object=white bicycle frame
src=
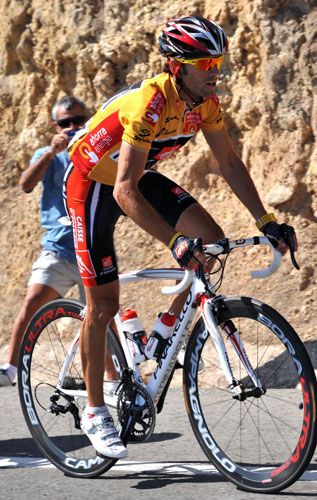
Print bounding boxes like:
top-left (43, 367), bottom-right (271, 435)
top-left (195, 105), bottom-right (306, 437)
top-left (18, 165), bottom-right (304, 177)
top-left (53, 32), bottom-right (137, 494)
top-left (57, 237), bottom-right (281, 407)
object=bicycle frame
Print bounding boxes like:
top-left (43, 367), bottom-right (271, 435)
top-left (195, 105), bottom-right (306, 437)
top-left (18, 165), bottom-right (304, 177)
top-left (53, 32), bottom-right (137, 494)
top-left (115, 268), bottom-right (201, 406)
top-left (57, 237), bottom-right (279, 407)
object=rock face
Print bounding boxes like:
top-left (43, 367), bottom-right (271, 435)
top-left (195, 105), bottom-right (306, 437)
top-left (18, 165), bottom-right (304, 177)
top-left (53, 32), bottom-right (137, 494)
top-left (0, 0), bottom-right (316, 342)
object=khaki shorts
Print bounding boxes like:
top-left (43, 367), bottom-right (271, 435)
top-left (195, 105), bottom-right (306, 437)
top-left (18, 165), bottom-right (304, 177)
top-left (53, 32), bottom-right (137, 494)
top-left (28, 250), bottom-right (85, 302)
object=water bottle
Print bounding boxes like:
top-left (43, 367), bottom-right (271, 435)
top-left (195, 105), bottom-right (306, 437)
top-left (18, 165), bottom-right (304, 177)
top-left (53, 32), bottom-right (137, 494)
top-left (145, 312), bottom-right (177, 360)
top-left (121, 309), bottom-right (147, 364)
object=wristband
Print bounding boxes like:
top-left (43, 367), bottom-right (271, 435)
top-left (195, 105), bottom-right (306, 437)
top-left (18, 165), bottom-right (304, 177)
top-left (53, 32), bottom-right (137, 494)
top-left (168, 232), bottom-right (182, 250)
top-left (255, 213), bottom-right (277, 230)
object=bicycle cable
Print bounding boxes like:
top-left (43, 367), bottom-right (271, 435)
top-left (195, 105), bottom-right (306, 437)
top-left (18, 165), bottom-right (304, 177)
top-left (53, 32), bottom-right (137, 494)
top-left (205, 250), bottom-right (231, 292)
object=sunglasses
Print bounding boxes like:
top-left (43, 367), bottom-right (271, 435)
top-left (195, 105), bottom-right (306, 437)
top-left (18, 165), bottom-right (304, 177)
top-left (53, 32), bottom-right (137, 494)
top-left (56, 116), bottom-right (86, 128)
top-left (176, 55), bottom-right (224, 72)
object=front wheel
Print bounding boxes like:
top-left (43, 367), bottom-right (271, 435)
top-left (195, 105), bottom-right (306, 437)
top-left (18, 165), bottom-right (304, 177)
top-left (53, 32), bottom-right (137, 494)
top-left (18, 299), bottom-right (128, 477)
top-left (183, 296), bottom-right (317, 493)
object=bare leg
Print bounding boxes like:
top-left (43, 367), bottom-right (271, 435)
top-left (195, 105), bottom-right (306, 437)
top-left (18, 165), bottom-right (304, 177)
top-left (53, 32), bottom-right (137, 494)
top-left (81, 281), bottom-right (119, 407)
top-left (169, 203), bottom-right (224, 316)
top-left (8, 284), bottom-right (60, 367)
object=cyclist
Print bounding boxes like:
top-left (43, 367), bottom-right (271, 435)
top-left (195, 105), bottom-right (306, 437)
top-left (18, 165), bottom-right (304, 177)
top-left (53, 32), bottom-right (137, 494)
top-left (64, 15), bottom-right (297, 459)
top-left (0, 96), bottom-right (87, 387)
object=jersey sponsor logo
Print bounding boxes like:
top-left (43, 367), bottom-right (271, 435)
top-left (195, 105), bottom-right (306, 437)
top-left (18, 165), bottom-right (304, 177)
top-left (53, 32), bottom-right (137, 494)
top-left (86, 122), bottom-right (113, 154)
top-left (89, 127), bottom-right (108, 147)
top-left (75, 216), bottom-right (84, 244)
top-left (153, 145), bottom-right (182, 161)
top-left (143, 90), bottom-right (166, 125)
top-left (144, 110), bottom-right (159, 124)
top-left (172, 186), bottom-right (186, 196)
top-left (157, 127), bottom-right (177, 136)
top-left (102, 256), bottom-right (113, 269)
top-left (164, 115), bottom-right (178, 123)
top-left (133, 135), bottom-right (152, 144)
top-left (69, 208), bottom-right (85, 248)
top-left (132, 121), bottom-right (152, 139)
top-left (137, 127), bottom-right (151, 137)
top-left (76, 250), bottom-right (96, 279)
top-left (171, 186), bottom-right (191, 202)
top-left (101, 255), bottom-right (116, 275)
top-left (71, 111), bottom-right (123, 172)
top-left (183, 112), bottom-right (202, 133)
top-left (78, 142), bottom-right (99, 164)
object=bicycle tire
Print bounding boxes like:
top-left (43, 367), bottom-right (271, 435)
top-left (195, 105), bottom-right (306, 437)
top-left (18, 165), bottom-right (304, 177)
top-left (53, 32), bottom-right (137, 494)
top-left (18, 298), bottom-right (128, 478)
top-left (183, 296), bottom-right (317, 493)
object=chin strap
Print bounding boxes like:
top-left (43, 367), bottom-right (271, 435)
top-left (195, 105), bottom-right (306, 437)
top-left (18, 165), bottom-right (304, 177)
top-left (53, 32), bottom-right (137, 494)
top-left (177, 81), bottom-right (205, 109)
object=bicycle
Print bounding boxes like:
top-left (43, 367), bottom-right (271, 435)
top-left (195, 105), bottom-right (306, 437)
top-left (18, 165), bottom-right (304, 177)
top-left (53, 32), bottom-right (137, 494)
top-left (18, 236), bottom-right (317, 493)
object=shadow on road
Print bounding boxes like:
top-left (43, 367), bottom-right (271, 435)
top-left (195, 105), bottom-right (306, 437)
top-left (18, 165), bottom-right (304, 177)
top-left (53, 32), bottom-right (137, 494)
top-left (0, 436), bottom-right (44, 457)
top-left (97, 462), bottom-right (229, 487)
top-left (0, 431), bottom-right (182, 458)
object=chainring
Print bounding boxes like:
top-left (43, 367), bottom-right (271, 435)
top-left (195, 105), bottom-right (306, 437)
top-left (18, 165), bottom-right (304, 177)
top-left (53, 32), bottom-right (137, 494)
top-left (117, 381), bottom-right (156, 442)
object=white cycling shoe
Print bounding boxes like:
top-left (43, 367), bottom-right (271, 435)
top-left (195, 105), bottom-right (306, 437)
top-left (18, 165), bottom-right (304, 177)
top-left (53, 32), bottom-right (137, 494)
top-left (81, 408), bottom-right (127, 459)
top-left (0, 366), bottom-right (16, 387)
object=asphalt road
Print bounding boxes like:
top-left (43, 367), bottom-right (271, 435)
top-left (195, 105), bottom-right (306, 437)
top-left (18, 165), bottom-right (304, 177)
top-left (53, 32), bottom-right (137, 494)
top-left (1, 386), bottom-right (317, 500)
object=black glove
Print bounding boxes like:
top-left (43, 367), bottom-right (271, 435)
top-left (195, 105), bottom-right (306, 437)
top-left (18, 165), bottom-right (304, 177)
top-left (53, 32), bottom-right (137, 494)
top-left (170, 235), bottom-right (203, 268)
top-left (262, 222), bottom-right (294, 246)
top-left (262, 222), bottom-right (299, 269)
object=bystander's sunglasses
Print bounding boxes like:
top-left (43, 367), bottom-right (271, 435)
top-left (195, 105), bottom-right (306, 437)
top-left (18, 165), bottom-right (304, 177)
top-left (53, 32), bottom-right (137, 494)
top-left (56, 116), bottom-right (86, 128)
top-left (176, 55), bottom-right (224, 72)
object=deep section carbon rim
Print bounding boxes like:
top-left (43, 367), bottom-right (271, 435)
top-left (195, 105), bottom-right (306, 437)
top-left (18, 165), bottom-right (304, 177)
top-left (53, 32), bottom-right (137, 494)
top-left (18, 299), bottom-right (127, 477)
top-left (184, 296), bottom-right (317, 492)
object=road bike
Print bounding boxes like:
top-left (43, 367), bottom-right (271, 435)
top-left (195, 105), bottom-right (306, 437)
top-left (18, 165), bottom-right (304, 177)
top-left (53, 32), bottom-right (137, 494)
top-left (18, 236), bottom-right (317, 493)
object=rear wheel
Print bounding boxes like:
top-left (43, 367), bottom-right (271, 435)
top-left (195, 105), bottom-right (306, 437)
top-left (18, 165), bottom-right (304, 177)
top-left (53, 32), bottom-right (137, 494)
top-left (183, 296), bottom-right (317, 493)
top-left (18, 299), bottom-right (127, 477)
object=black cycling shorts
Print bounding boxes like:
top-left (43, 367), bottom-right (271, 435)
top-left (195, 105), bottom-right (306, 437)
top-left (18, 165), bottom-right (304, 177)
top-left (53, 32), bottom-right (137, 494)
top-left (64, 167), bottom-right (197, 286)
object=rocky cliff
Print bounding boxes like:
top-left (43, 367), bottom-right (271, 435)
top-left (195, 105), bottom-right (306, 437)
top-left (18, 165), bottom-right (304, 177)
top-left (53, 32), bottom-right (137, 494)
top-left (0, 0), bottom-right (316, 343)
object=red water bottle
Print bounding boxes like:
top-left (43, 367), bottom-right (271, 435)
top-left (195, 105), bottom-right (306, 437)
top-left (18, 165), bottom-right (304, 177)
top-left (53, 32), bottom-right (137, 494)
top-left (145, 312), bottom-right (177, 360)
top-left (121, 309), bottom-right (147, 364)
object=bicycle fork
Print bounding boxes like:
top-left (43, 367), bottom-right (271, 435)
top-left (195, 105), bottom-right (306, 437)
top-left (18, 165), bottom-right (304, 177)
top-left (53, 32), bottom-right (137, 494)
top-left (201, 296), bottom-right (264, 399)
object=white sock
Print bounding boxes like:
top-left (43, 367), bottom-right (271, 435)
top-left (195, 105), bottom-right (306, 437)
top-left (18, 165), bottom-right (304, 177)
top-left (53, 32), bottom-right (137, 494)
top-left (86, 405), bottom-right (108, 416)
top-left (1, 363), bottom-right (17, 381)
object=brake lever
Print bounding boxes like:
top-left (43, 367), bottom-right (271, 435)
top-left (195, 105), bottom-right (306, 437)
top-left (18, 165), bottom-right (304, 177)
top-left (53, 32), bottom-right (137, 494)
top-left (290, 248), bottom-right (300, 270)
top-left (280, 224), bottom-right (300, 270)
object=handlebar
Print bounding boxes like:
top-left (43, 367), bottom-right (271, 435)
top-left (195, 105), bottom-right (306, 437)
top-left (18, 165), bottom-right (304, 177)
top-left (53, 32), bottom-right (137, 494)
top-left (161, 270), bottom-right (194, 295)
top-left (162, 236), bottom-right (282, 295)
top-left (249, 241), bottom-right (282, 278)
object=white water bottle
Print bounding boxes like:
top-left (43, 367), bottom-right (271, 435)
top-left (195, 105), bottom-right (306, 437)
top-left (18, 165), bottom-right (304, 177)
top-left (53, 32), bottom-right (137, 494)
top-left (145, 312), bottom-right (177, 360)
top-left (121, 309), bottom-right (147, 364)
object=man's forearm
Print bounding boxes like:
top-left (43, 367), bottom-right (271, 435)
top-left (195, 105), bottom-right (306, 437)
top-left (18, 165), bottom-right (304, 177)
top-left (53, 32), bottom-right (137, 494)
top-left (220, 157), bottom-right (267, 220)
top-left (19, 149), bottom-right (55, 192)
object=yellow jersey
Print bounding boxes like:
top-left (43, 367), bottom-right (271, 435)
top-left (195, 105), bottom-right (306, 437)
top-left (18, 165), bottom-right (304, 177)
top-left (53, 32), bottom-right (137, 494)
top-left (68, 72), bottom-right (224, 186)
